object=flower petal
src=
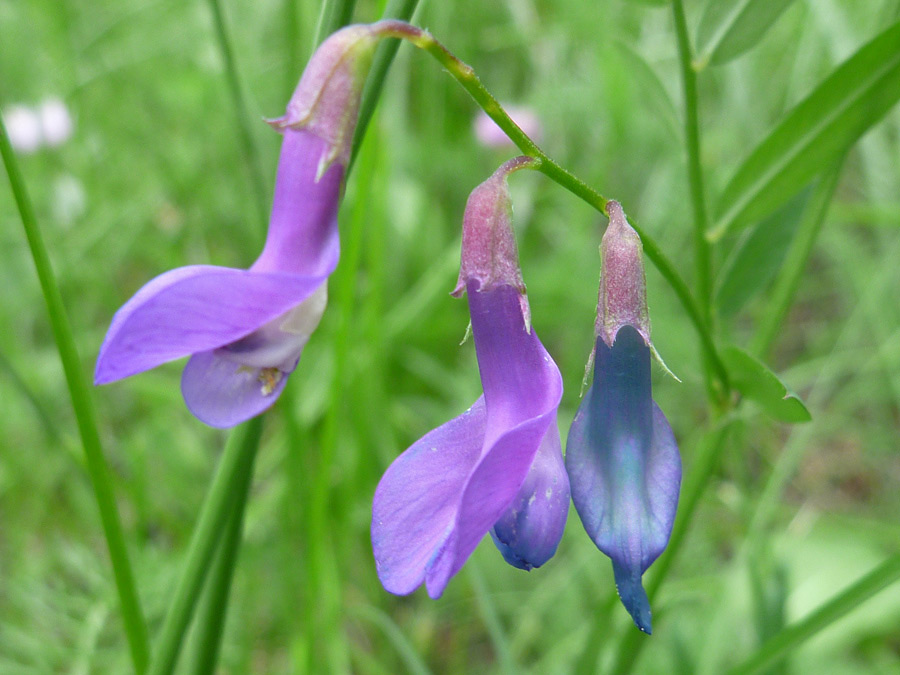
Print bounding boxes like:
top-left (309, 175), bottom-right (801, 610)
top-left (424, 285), bottom-right (564, 596)
top-left (371, 397), bottom-right (486, 596)
top-left (251, 129), bottom-right (342, 276)
top-left (180, 349), bottom-right (291, 428)
top-left (566, 325), bottom-right (681, 633)
top-left (491, 422), bottom-right (570, 570)
top-left (95, 267), bottom-right (326, 384)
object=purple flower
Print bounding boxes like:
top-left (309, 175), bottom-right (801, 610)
top-left (94, 25), bottom-right (385, 427)
top-left (371, 158), bottom-right (569, 597)
top-left (565, 201), bottom-right (681, 634)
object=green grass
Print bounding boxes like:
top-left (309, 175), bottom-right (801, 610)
top-left (3, 0), bottom-right (900, 672)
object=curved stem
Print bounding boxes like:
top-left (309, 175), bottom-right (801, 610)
top-left (372, 21), bottom-right (729, 393)
top-left (350, 0), bottom-right (422, 170)
top-left (1, 113), bottom-right (150, 674)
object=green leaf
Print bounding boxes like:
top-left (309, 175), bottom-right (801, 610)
top-left (710, 20), bottom-right (900, 240)
top-left (722, 346), bottom-right (810, 423)
top-left (612, 38), bottom-right (681, 143)
top-left (715, 186), bottom-right (810, 317)
top-left (696, 0), bottom-right (797, 66)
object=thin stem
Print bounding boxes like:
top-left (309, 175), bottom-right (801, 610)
top-left (1, 113), bottom-right (150, 674)
top-left (148, 417), bottom-right (264, 675)
top-left (206, 0), bottom-right (270, 233)
top-left (372, 21), bottom-right (729, 393)
top-left (672, 0), bottom-right (712, 314)
top-left (608, 422), bottom-right (734, 674)
top-left (728, 554), bottom-right (900, 675)
top-left (349, 0), bottom-right (421, 169)
top-left (190, 425), bottom-right (259, 675)
top-left (671, 0), bottom-right (722, 407)
top-left (751, 162), bottom-right (843, 358)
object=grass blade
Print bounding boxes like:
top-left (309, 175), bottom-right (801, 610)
top-left (148, 417), bottom-right (264, 675)
top-left (710, 20), bottom-right (900, 240)
top-left (728, 554), bottom-right (900, 675)
top-left (696, 0), bottom-right (797, 67)
top-left (189, 422), bottom-right (259, 675)
top-left (1, 109), bottom-right (150, 674)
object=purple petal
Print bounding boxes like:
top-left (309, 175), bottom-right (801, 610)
top-left (180, 349), bottom-right (291, 428)
top-left (566, 325), bottom-right (681, 633)
top-left (424, 285), bottom-right (564, 595)
top-left (491, 422), bottom-right (570, 570)
top-left (95, 267), bottom-right (325, 384)
top-left (251, 129), bottom-right (342, 276)
top-left (371, 398), bottom-right (487, 596)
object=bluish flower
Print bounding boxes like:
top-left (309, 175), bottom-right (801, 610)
top-left (566, 201), bottom-right (681, 633)
top-left (371, 158), bottom-right (569, 597)
top-left (94, 25), bottom-right (384, 427)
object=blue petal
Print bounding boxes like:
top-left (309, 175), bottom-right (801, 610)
top-left (566, 325), bottom-right (681, 632)
top-left (491, 422), bottom-right (569, 571)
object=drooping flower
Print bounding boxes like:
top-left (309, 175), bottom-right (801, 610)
top-left (94, 25), bottom-right (385, 428)
top-left (371, 157), bottom-right (569, 597)
top-left (565, 201), bottom-right (681, 634)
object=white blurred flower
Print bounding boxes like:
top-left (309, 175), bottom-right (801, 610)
top-left (39, 98), bottom-right (73, 147)
top-left (3, 104), bottom-right (42, 154)
top-left (474, 105), bottom-right (542, 149)
top-left (2, 98), bottom-right (74, 154)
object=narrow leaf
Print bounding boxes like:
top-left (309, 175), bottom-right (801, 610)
top-left (721, 346), bottom-right (810, 423)
top-left (696, 0), bottom-right (797, 66)
top-left (710, 20), bottom-right (900, 240)
top-left (613, 38), bottom-right (681, 143)
top-left (715, 186), bottom-right (810, 317)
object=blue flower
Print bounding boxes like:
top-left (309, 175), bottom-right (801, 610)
top-left (565, 201), bottom-right (681, 633)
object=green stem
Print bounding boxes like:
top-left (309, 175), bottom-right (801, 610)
top-left (728, 554), bottom-right (900, 675)
top-left (374, 21), bottom-right (729, 393)
top-left (750, 162), bottom-right (843, 358)
top-left (148, 417), bottom-right (264, 675)
top-left (672, 0), bottom-right (712, 315)
top-left (349, 0), bottom-right (421, 169)
top-left (671, 0), bottom-right (722, 406)
top-left (608, 423), bottom-right (733, 674)
top-left (190, 424), bottom-right (259, 675)
top-left (1, 112), bottom-right (150, 674)
top-left (206, 0), bottom-right (270, 233)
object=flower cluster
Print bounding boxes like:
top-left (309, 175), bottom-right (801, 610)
top-left (95, 21), bottom-right (682, 632)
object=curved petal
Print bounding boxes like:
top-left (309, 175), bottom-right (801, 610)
top-left (371, 398), bottom-right (486, 595)
top-left (566, 325), bottom-right (681, 633)
top-left (491, 423), bottom-right (570, 571)
top-left (424, 285), bottom-right (564, 597)
top-left (180, 349), bottom-right (291, 428)
top-left (251, 129), bottom-right (342, 276)
top-left (95, 266), bottom-right (326, 384)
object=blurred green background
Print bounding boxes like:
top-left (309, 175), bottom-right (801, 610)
top-left (2, 0), bottom-right (899, 672)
